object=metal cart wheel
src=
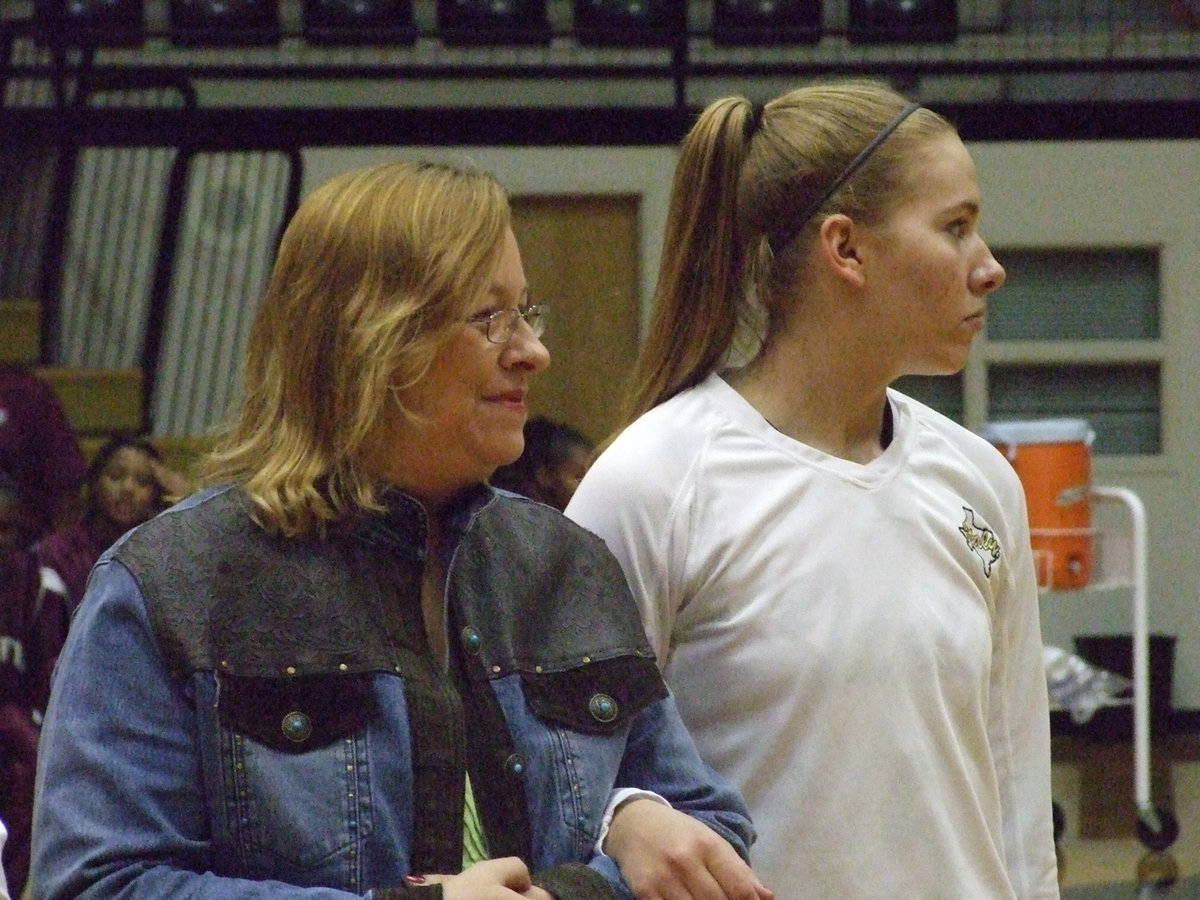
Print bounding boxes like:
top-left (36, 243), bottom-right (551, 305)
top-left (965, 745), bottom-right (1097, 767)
top-left (1136, 806), bottom-right (1180, 852)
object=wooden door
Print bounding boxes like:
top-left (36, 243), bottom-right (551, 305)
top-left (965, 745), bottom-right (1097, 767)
top-left (510, 194), bottom-right (641, 446)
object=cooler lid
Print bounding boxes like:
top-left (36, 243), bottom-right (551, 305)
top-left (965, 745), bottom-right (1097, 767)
top-left (978, 417), bottom-right (1095, 446)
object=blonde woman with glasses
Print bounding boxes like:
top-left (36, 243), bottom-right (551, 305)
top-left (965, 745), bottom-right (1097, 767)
top-left (32, 160), bottom-right (772, 900)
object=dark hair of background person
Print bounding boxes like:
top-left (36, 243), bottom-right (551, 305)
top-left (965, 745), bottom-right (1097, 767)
top-left (491, 416), bottom-right (594, 511)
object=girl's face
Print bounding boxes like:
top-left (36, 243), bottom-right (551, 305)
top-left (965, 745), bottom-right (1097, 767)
top-left (860, 131), bottom-right (1007, 378)
top-left (535, 445), bottom-right (593, 512)
top-left (94, 447), bottom-right (160, 529)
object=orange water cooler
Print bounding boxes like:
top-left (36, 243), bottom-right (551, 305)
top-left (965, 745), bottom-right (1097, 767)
top-left (978, 423), bottom-right (1178, 859)
top-left (979, 418), bottom-right (1096, 590)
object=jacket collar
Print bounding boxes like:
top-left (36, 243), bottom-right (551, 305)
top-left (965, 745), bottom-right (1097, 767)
top-left (352, 483), bottom-right (495, 566)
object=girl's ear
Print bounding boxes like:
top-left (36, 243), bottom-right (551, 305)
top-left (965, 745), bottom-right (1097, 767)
top-left (817, 214), bottom-right (866, 288)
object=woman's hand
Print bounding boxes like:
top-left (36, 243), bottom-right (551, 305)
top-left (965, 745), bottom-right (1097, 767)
top-left (411, 857), bottom-right (554, 899)
top-left (150, 459), bottom-right (191, 502)
top-left (605, 799), bottom-right (774, 900)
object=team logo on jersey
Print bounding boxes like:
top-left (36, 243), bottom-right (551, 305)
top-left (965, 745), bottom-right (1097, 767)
top-left (959, 507), bottom-right (1000, 577)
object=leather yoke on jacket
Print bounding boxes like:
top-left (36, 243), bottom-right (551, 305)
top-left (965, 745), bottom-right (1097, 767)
top-left (114, 485), bottom-right (660, 685)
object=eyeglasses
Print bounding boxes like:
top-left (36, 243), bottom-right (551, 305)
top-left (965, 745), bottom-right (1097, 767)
top-left (466, 304), bottom-right (547, 344)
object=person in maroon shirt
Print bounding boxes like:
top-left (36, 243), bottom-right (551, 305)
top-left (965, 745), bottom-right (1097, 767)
top-left (0, 364), bottom-right (87, 549)
top-left (36, 435), bottom-right (185, 612)
top-left (0, 471), bottom-right (69, 898)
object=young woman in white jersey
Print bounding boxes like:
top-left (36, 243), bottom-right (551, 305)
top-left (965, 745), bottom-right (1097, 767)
top-left (566, 80), bottom-right (1060, 899)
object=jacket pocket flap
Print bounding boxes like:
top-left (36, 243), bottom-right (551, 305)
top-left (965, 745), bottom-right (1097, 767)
top-left (218, 673), bottom-right (378, 753)
top-left (521, 655), bottom-right (667, 736)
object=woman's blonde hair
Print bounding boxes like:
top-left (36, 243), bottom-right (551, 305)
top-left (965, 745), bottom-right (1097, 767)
top-left (201, 160), bottom-right (511, 536)
top-left (623, 79), bottom-right (956, 424)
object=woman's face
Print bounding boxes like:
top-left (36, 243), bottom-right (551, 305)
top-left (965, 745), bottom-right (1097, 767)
top-left (372, 227), bottom-right (551, 506)
top-left (860, 131), bottom-right (1006, 377)
top-left (94, 447), bottom-right (160, 529)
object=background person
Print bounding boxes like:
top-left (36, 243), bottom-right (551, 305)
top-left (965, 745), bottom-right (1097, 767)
top-left (491, 416), bottom-right (594, 512)
top-left (36, 434), bottom-right (185, 611)
top-left (31, 160), bottom-right (771, 900)
top-left (0, 364), bottom-right (87, 550)
top-left (567, 80), bottom-right (1058, 898)
top-left (0, 471), bottom-right (69, 900)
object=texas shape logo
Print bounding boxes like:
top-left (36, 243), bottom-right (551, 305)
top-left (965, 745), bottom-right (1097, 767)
top-left (959, 507), bottom-right (1001, 577)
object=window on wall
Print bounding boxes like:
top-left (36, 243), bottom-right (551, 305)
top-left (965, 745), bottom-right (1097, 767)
top-left (894, 373), bottom-right (964, 425)
top-left (894, 247), bottom-right (1162, 456)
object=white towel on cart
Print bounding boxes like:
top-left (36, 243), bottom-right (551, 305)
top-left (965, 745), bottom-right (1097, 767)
top-left (1045, 645), bottom-right (1133, 723)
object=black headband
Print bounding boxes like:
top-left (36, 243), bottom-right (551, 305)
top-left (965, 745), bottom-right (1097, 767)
top-left (766, 102), bottom-right (921, 254)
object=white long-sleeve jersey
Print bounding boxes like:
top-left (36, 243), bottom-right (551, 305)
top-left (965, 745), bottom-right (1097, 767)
top-left (567, 373), bottom-right (1059, 899)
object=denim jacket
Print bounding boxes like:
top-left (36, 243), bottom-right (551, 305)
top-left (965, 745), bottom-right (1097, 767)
top-left (32, 485), bottom-right (755, 899)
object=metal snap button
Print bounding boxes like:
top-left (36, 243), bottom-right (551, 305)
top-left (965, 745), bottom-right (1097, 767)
top-left (461, 626), bottom-right (482, 655)
top-left (588, 693), bottom-right (618, 723)
top-left (281, 710), bottom-right (313, 743)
